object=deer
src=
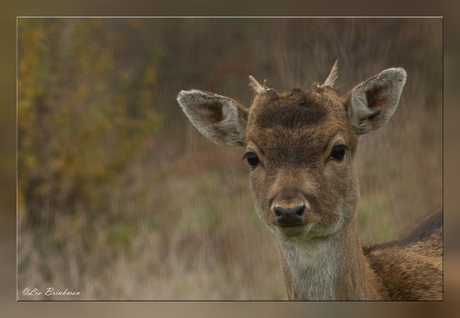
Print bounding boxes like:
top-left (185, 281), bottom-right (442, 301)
top-left (176, 60), bottom-right (443, 300)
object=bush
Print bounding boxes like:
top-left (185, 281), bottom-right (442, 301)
top-left (18, 18), bottom-right (162, 228)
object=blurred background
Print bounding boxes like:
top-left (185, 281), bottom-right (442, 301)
top-left (16, 17), bottom-right (442, 301)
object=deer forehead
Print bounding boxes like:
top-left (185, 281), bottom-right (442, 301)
top-left (246, 88), bottom-right (356, 160)
top-left (248, 88), bottom-right (346, 129)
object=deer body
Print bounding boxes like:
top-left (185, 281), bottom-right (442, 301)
top-left (177, 61), bottom-right (443, 300)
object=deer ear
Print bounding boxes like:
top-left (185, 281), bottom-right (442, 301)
top-left (348, 68), bottom-right (407, 135)
top-left (177, 90), bottom-right (248, 147)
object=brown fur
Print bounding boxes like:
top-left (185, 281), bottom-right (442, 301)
top-left (363, 213), bottom-right (443, 300)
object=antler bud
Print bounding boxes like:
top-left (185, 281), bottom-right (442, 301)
top-left (321, 60), bottom-right (339, 88)
top-left (249, 75), bottom-right (267, 94)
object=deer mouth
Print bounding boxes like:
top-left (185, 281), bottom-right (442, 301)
top-left (275, 222), bottom-right (315, 238)
top-left (278, 223), bottom-right (304, 228)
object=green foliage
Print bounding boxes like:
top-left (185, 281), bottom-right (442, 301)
top-left (18, 19), bottom-right (162, 227)
top-left (104, 222), bottom-right (134, 256)
top-left (357, 194), bottom-right (391, 241)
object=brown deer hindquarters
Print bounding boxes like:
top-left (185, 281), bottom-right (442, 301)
top-left (177, 61), bottom-right (442, 301)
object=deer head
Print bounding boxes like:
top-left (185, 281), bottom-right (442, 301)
top-left (177, 61), bottom-right (406, 242)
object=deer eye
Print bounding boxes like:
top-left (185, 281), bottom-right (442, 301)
top-left (243, 152), bottom-right (260, 167)
top-left (330, 145), bottom-right (348, 161)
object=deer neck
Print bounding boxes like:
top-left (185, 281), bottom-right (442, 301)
top-left (276, 216), bottom-right (382, 300)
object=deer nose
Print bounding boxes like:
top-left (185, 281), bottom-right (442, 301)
top-left (273, 203), bottom-right (305, 227)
